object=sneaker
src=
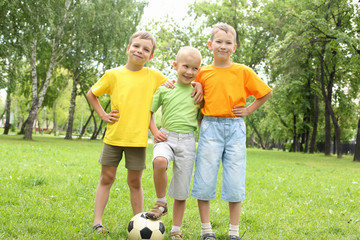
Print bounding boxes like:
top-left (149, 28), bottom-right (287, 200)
top-left (201, 233), bottom-right (216, 240)
top-left (92, 224), bottom-right (110, 234)
top-left (229, 231), bottom-right (246, 240)
top-left (171, 231), bottom-right (183, 239)
top-left (228, 236), bottom-right (240, 240)
top-left (145, 201), bottom-right (168, 220)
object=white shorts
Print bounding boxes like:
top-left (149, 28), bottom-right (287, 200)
top-left (153, 128), bottom-right (196, 200)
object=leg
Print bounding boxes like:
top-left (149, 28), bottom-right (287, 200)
top-left (153, 156), bottom-right (168, 198)
top-left (198, 199), bottom-right (216, 239)
top-left (127, 169), bottom-right (143, 215)
top-left (93, 165), bottom-right (117, 227)
top-left (229, 201), bottom-right (241, 225)
top-left (172, 199), bottom-right (186, 227)
top-left (198, 199), bottom-right (210, 223)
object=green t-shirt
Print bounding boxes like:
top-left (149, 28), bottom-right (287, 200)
top-left (151, 83), bottom-right (202, 133)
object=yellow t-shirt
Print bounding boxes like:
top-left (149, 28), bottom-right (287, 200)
top-left (91, 67), bottom-right (167, 147)
top-left (195, 63), bottom-right (272, 117)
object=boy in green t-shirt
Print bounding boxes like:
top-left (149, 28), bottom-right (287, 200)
top-left (145, 46), bottom-right (202, 239)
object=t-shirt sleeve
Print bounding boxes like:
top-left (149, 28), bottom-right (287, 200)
top-left (91, 71), bottom-right (112, 96)
top-left (244, 67), bottom-right (272, 99)
top-left (151, 87), bottom-right (164, 113)
top-left (152, 69), bottom-right (168, 91)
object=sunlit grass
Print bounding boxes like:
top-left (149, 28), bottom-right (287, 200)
top-left (0, 135), bottom-right (359, 239)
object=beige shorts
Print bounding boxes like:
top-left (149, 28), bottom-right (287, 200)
top-left (153, 128), bottom-right (196, 200)
top-left (98, 143), bottom-right (146, 170)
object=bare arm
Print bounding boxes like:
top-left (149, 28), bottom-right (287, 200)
top-left (191, 82), bottom-right (204, 104)
top-left (86, 89), bottom-right (119, 123)
top-left (232, 91), bottom-right (273, 117)
top-left (149, 113), bottom-right (167, 143)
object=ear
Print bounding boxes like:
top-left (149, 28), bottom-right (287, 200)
top-left (173, 61), bottom-right (177, 70)
top-left (126, 45), bottom-right (130, 54)
top-left (232, 44), bottom-right (237, 53)
top-left (208, 40), bottom-right (213, 50)
top-left (148, 54), bottom-right (154, 61)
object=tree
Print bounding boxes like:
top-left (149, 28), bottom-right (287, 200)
top-left (10, 0), bottom-right (75, 139)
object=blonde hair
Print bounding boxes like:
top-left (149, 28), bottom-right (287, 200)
top-left (210, 23), bottom-right (237, 42)
top-left (129, 31), bottom-right (156, 55)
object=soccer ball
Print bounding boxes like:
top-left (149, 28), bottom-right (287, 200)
top-left (127, 212), bottom-right (165, 240)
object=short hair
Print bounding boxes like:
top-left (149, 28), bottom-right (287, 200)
top-left (129, 31), bottom-right (156, 55)
top-left (176, 46), bottom-right (202, 62)
top-left (210, 23), bottom-right (237, 42)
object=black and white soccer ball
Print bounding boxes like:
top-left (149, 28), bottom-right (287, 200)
top-left (127, 212), bottom-right (165, 240)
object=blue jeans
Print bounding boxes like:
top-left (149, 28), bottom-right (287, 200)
top-left (191, 116), bottom-right (246, 202)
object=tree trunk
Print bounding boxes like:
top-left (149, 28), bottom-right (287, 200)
top-left (79, 110), bottom-right (93, 139)
top-left (318, 44), bottom-right (332, 155)
top-left (79, 92), bottom-right (95, 139)
top-left (293, 114), bottom-right (297, 152)
top-left (354, 118), bottom-right (360, 162)
top-left (324, 103), bottom-right (332, 155)
top-left (248, 120), bottom-right (266, 149)
top-left (25, 35), bottom-right (58, 139)
top-left (90, 113), bottom-right (98, 140)
top-left (321, 50), bottom-right (342, 158)
top-left (65, 72), bottom-right (80, 140)
top-left (37, 117), bottom-right (43, 135)
top-left (3, 88), bottom-right (12, 135)
top-left (53, 101), bottom-right (58, 136)
top-left (19, 117), bottom-right (28, 135)
top-left (309, 95), bottom-right (319, 153)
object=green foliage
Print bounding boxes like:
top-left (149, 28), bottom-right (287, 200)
top-left (0, 135), bottom-right (359, 239)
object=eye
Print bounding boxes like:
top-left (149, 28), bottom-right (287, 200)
top-left (144, 48), bottom-right (150, 52)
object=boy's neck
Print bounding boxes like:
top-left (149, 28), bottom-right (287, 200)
top-left (124, 62), bottom-right (144, 71)
top-left (213, 59), bottom-right (232, 68)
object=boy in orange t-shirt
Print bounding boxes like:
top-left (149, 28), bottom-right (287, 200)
top-left (191, 23), bottom-right (272, 240)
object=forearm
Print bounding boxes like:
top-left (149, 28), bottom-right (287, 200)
top-left (246, 91), bottom-right (272, 114)
top-left (149, 113), bottom-right (159, 136)
top-left (86, 89), bottom-right (106, 119)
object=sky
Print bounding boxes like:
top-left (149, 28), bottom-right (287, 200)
top-left (141, 0), bottom-right (195, 23)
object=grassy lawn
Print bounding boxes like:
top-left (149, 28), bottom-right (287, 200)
top-left (0, 134), bottom-right (359, 239)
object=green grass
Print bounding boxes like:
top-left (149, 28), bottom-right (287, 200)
top-left (0, 134), bottom-right (359, 239)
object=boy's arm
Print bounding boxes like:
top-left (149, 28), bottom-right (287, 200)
top-left (149, 113), bottom-right (167, 143)
top-left (232, 91), bottom-right (273, 117)
top-left (191, 82), bottom-right (204, 104)
top-left (86, 89), bottom-right (119, 123)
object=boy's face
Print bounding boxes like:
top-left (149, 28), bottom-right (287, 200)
top-left (126, 37), bottom-right (154, 67)
top-left (208, 30), bottom-right (237, 61)
top-left (173, 52), bottom-right (201, 85)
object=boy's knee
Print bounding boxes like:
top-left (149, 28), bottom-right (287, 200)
top-left (127, 178), bottom-right (141, 189)
top-left (153, 157), bottom-right (168, 170)
top-left (100, 174), bottom-right (116, 186)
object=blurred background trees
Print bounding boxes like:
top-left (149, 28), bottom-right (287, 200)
top-left (1, 0), bottom-right (359, 159)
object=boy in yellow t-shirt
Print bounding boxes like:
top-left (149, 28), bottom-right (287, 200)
top-left (191, 23), bottom-right (272, 240)
top-left (86, 31), bottom-right (202, 233)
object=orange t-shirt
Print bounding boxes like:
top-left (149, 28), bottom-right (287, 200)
top-left (195, 63), bottom-right (272, 117)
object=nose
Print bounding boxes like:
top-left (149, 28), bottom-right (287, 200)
top-left (186, 68), bottom-right (193, 75)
